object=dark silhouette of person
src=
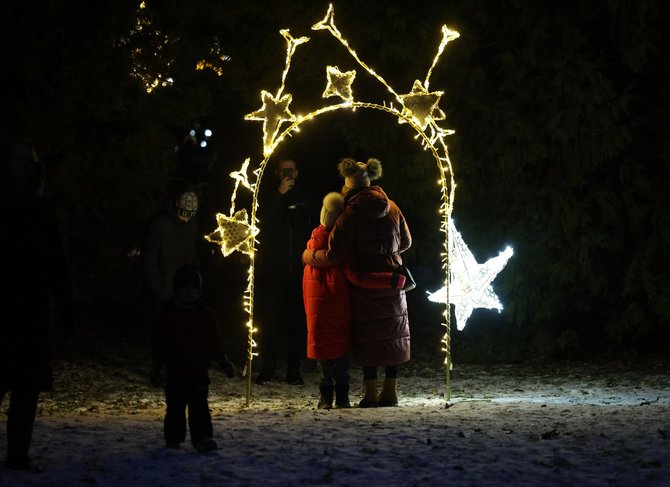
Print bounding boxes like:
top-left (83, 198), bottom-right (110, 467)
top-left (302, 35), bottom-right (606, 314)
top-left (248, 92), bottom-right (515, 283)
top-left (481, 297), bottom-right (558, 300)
top-left (254, 157), bottom-right (318, 385)
top-left (0, 136), bottom-right (75, 471)
top-left (152, 264), bottom-right (235, 452)
top-left (142, 185), bottom-right (200, 386)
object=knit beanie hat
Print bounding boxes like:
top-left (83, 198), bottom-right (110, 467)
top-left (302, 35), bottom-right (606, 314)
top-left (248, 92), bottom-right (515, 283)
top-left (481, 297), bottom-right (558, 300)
top-left (320, 192), bottom-right (345, 228)
top-left (176, 191), bottom-right (198, 218)
top-left (338, 157), bottom-right (383, 191)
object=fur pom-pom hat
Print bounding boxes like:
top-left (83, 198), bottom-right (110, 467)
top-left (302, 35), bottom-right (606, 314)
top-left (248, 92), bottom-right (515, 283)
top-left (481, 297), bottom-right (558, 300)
top-left (320, 192), bottom-right (345, 228)
top-left (338, 157), bottom-right (382, 191)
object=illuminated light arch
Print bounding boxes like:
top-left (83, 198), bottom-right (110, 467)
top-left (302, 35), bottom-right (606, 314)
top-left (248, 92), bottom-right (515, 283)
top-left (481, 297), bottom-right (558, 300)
top-left (206, 4), bottom-right (512, 406)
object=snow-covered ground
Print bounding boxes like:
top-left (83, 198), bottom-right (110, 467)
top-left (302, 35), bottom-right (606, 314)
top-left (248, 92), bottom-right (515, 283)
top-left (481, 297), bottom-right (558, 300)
top-left (0, 304), bottom-right (667, 487)
top-left (2, 340), bottom-right (668, 487)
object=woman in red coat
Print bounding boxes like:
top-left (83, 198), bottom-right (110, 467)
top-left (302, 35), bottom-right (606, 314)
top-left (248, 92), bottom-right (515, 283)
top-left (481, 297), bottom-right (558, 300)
top-left (303, 192), bottom-right (405, 410)
top-left (303, 158), bottom-right (412, 407)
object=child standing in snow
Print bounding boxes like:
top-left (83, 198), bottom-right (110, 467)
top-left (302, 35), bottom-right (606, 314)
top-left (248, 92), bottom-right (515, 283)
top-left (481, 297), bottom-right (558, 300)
top-left (303, 192), bottom-right (405, 409)
top-left (152, 264), bottom-right (235, 452)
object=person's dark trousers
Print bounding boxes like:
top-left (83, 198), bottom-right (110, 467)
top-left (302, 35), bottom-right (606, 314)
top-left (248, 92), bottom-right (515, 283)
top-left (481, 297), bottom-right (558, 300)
top-left (1, 387), bottom-right (39, 464)
top-left (362, 364), bottom-right (399, 380)
top-left (255, 269), bottom-right (306, 382)
top-left (320, 355), bottom-right (351, 407)
top-left (318, 356), bottom-right (350, 386)
top-left (164, 374), bottom-right (213, 446)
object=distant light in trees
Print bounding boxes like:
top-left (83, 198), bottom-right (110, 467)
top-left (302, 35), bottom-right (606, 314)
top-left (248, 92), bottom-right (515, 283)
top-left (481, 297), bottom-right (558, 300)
top-left (117, 2), bottom-right (229, 93)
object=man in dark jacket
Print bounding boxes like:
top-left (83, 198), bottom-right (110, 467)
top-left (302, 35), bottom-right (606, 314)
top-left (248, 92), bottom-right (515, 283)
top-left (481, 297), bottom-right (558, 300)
top-left (254, 157), bottom-right (318, 385)
top-left (1, 137), bottom-right (75, 472)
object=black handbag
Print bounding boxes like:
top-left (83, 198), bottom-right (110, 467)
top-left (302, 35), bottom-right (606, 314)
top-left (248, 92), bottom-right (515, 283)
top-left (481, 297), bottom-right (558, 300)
top-left (398, 263), bottom-right (417, 292)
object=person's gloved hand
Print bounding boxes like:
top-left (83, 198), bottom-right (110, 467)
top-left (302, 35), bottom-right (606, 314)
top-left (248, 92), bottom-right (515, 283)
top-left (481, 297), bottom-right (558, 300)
top-left (220, 356), bottom-right (236, 378)
top-left (391, 273), bottom-right (407, 289)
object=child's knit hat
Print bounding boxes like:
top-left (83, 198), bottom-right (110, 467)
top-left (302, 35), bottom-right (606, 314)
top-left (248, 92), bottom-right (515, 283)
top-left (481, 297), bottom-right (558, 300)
top-left (320, 192), bottom-right (345, 228)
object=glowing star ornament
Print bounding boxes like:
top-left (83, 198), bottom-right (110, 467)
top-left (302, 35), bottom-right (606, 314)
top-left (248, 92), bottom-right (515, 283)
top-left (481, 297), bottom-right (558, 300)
top-left (244, 91), bottom-right (297, 154)
top-left (322, 66), bottom-right (356, 103)
top-left (205, 209), bottom-right (258, 257)
top-left (312, 3), bottom-right (339, 35)
top-left (428, 220), bottom-right (514, 330)
top-left (398, 80), bottom-right (445, 130)
top-left (244, 29), bottom-right (309, 155)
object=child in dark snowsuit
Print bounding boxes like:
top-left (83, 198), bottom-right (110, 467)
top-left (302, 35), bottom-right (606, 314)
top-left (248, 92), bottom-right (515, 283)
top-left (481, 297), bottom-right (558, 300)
top-left (152, 264), bottom-right (235, 452)
top-left (302, 192), bottom-right (405, 409)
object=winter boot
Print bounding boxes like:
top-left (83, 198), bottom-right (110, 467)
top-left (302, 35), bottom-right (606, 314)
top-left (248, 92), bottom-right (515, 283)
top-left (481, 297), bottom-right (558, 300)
top-left (334, 384), bottom-right (351, 408)
top-left (357, 379), bottom-right (378, 408)
top-left (317, 384), bottom-right (335, 410)
top-left (378, 378), bottom-right (398, 407)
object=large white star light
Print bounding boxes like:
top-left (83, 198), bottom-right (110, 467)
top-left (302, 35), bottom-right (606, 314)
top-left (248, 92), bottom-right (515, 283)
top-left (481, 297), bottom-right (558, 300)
top-left (428, 220), bottom-right (514, 330)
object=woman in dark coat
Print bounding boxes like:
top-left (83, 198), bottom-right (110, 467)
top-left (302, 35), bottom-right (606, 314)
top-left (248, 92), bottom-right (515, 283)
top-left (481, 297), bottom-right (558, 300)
top-left (0, 137), bottom-right (75, 471)
top-left (303, 158), bottom-right (412, 407)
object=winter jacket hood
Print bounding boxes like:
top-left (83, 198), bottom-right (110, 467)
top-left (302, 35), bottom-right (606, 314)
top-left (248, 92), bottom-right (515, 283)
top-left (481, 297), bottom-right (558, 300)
top-left (345, 185), bottom-right (390, 220)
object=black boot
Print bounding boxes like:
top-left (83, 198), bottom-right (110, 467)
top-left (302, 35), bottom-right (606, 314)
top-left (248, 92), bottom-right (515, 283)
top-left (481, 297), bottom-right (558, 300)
top-left (334, 384), bottom-right (351, 408)
top-left (317, 385), bottom-right (334, 410)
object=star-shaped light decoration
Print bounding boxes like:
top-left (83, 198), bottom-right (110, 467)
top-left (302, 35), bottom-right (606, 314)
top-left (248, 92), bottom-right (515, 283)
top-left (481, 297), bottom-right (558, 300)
top-left (427, 220), bottom-right (514, 330)
top-left (322, 65), bottom-right (356, 103)
top-left (205, 209), bottom-right (259, 257)
top-left (228, 158), bottom-right (255, 214)
top-left (312, 3), bottom-right (339, 36)
top-left (244, 30), bottom-right (309, 155)
top-left (397, 79), bottom-right (445, 131)
top-left (244, 90), bottom-right (297, 155)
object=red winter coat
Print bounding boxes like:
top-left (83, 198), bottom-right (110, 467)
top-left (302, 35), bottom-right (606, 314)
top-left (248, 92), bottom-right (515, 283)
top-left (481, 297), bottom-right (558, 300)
top-left (303, 225), bottom-right (350, 360)
top-left (303, 224), bottom-right (398, 360)
top-left (303, 187), bottom-right (412, 367)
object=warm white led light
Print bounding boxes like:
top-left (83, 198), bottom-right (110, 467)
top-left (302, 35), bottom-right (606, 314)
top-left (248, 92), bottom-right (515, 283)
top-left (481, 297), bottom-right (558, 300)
top-left (206, 4), bottom-right (510, 403)
top-left (427, 219), bottom-right (514, 330)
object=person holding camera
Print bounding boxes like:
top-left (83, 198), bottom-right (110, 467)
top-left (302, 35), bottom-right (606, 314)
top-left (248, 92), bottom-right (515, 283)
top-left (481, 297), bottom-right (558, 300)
top-left (254, 157), bottom-right (318, 385)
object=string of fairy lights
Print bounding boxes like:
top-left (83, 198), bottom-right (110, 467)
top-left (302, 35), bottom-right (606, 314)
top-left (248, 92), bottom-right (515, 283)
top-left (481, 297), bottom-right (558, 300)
top-left (126, 3), bottom-right (513, 404)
